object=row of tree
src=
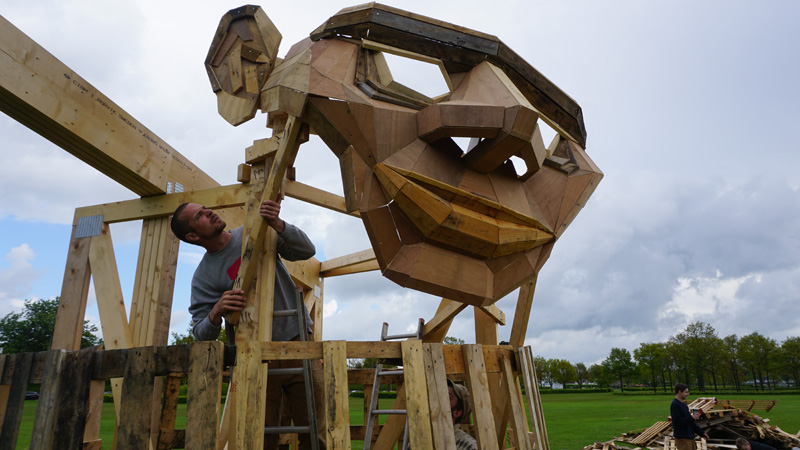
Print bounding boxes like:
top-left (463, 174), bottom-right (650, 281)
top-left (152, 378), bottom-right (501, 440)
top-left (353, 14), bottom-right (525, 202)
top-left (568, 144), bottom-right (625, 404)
top-left (3, 301), bottom-right (797, 396)
top-left (534, 321), bottom-right (800, 393)
top-left (0, 298), bottom-right (102, 353)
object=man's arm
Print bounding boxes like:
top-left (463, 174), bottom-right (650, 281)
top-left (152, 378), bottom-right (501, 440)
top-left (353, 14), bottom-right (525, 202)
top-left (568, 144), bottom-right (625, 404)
top-left (260, 197), bottom-right (316, 261)
top-left (276, 222), bottom-right (316, 261)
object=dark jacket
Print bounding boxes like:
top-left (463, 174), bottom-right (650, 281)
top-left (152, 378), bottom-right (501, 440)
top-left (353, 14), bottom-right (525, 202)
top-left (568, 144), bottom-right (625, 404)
top-left (670, 398), bottom-right (705, 439)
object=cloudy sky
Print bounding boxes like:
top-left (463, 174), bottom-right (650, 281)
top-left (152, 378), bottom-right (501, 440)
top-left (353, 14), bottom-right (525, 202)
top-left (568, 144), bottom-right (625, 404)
top-left (1, 0), bottom-right (799, 365)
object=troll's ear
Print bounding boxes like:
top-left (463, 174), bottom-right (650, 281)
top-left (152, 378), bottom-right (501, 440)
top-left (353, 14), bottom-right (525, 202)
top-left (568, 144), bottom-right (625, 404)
top-left (205, 5), bottom-right (281, 126)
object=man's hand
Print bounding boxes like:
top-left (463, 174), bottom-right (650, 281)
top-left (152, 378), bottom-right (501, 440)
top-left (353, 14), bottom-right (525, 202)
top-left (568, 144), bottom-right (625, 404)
top-left (260, 197), bottom-right (285, 233)
top-left (208, 289), bottom-right (246, 326)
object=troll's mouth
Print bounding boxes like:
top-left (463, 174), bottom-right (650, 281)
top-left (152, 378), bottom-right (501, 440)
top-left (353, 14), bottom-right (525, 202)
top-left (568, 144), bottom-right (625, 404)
top-left (373, 163), bottom-right (553, 259)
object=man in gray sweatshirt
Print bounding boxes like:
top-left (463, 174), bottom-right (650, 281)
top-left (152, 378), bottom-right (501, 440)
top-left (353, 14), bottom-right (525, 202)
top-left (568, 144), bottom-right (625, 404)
top-left (171, 199), bottom-right (325, 449)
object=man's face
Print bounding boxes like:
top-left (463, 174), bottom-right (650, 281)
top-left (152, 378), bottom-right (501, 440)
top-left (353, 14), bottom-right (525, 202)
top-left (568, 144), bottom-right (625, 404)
top-left (448, 386), bottom-right (462, 423)
top-left (678, 388), bottom-right (690, 401)
top-left (180, 203), bottom-right (226, 242)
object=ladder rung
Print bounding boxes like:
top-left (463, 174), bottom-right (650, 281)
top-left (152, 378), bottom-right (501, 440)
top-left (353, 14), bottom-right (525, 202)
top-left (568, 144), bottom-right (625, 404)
top-left (383, 333), bottom-right (418, 340)
top-left (265, 425), bottom-right (312, 434)
top-left (268, 367), bottom-right (304, 376)
top-left (378, 370), bottom-right (404, 376)
top-left (273, 309), bottom-right (299, 317)
top-left (372, 409), bottom-right (407, 415)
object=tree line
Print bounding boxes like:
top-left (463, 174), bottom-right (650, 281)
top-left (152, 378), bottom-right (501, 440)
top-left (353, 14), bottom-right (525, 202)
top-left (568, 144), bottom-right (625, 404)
top-left (534, 321), bottom-right (800, 393)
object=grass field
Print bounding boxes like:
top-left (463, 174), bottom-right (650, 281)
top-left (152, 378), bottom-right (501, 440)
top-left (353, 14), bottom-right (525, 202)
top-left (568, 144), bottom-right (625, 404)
top-left (11, 392), bottom-right (800, 449)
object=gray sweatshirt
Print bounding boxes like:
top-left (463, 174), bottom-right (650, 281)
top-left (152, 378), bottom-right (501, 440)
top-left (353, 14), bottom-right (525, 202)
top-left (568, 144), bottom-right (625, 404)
top-left (189, 224), bottom-right (316, 341)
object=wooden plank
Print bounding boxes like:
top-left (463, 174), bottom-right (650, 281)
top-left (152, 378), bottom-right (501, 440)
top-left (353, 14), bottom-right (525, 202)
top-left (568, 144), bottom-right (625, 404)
top-left (517, 347), bottom-right (549, 450)
top-left (236, 160), bottom-right (270, 342)
top-left (423, 343), bottom-right (456, 450)
top-left (228, 114), bottom-right (303, 325)
top-left (0, 352), bottom-right (33, 450)
top-left (501, 355), bottom-right (532, 450)
top-left (88, 223), bottom-right (132, 419)
top-left (158, 375), bottom-right (183, 436)
top-left (0, 355), bottom-right (8, 426)
top-left (231, 341), bottom-right (266, 450)
top-left (83, 379), bottom-right (106, 444)
top-left (402, 340), bottom-right (434, 450)
top-left (0, 15), bottom-right (221, 196)
top-left (324, 341), bottom-right (351, 449)
top-left (462, 344), bottom-right (499, 450)
top-left (320, 259), bottom-right (380, 277)
top-left (422, 299), bottom-right (466, 343)
top-left (52, 225), bottom-right (92, 351)
top-left (53, 347), bottom-right (95, 450)
top-left (30, 349), bottom-right (67, 449)
top-left (117, 346), bottom-right (157, 449)
top-left (187, 341), bottom-right (224, 450)
top-left (475, 306), bottom-right (500, 346)
top-left (89, 224), bottom-right (134, 350)
top-left (509, 276), bottom-right (536, 348)
top-left (320, 248), bottom-right (376, 273)
top-left (216, 383), bottom-right (233, 450)
top-left (74, 184), bottom-right (247, 224)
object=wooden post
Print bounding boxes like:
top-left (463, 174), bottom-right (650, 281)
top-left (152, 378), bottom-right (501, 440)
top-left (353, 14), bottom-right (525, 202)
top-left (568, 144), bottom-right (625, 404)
top-left (187, 341), bottom-right (225, 449)
top-left (516, 347), bottom-right (549, 450)
top-left (53, 347), bottom-right (96, 450)
top-left (509, 276), bottom-right (536, 348)
top-left (0, 352), bottom-right (33, 450)
top-left (89, 223), bottom-right (133, 420)
top-left (232, 341), bottom-right (266, 450)
top-left (117, 346), bottom-right (157, 449)
top-left (402, 340), bottom-right (434, 450)
top-left (52, 225), bottom-right (92, 351)
top-left (30, 349), bottom-right (67, 449)
top-left (324, 341), bottom-right (351, 449)
top-left (462, 344), bottom-right (499, 450)
top-left (423, 343), bottom-right (456, 450)
top-left (500, 354), bottom-right (532, 450)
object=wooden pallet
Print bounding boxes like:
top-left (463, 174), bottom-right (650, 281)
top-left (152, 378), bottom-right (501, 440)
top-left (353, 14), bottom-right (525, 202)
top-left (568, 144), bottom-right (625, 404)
top-left (0, 342), bottom-right (540, 450)
top-left (630, 421), bottom-right (671, 445)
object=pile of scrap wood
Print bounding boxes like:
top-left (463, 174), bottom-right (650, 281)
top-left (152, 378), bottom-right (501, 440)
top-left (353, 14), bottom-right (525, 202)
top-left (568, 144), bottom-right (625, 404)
top-left (582, 398), bottom-right (800, 450)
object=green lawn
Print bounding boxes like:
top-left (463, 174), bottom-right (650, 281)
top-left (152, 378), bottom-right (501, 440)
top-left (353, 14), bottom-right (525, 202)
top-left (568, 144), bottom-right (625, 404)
top-left (10, 393), bottom-right (800, 449)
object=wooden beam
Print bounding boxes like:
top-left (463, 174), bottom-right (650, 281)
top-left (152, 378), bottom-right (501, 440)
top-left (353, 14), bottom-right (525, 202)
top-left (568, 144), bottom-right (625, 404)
top-left (88, 224), bottom-right (133, 419)
top-left (320, 259), bottom-right (380, 278)
top-left (509, 276), bottom-right (536, 348)
top-left (0, 16), bottom-right (221, 196)
top-left (228, 114), bottom-right (303, 325)
top-left (52, 225), bottom-right (92, 351)
top-left (422, 299), bottom-right (467, 342)
top-left (74, 184), bottom-right (247, 224)
top-left (319, 248), bottom-right (376, 273)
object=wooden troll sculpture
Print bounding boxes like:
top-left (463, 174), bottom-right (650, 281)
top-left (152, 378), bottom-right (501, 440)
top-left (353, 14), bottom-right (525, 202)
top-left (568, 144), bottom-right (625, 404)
top-left (205, 4), bottom-right (602, 307)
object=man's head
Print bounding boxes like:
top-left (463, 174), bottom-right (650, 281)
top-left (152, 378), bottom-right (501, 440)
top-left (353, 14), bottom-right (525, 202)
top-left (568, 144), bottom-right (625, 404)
top-left (736, 438), bottom-right (751, 450)
top-left (674, 383), bottom-right (689, 400)
top-left (447, 379), bottom-right (471, 425)
top-left (170, 203), bottom-right (227, 245)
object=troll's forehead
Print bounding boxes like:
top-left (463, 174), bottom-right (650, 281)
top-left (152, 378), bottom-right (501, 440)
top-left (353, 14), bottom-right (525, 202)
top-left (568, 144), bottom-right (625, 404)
top-left (206, 4), bottom-right (602, 306)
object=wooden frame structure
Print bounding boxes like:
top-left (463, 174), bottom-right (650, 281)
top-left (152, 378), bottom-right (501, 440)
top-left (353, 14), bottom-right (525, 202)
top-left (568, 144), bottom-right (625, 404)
top-left (0, 3), bottom-right (602, 449)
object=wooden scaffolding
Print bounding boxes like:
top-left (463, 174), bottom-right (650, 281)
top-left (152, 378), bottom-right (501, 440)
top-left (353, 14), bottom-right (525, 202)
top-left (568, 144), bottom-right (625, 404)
top-left (0, 3), bottom-right (602, 449)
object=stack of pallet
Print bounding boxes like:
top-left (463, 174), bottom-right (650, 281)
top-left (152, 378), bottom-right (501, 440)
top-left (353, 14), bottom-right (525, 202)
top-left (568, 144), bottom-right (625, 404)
top-left (583, 398), bottom-right (800, 450)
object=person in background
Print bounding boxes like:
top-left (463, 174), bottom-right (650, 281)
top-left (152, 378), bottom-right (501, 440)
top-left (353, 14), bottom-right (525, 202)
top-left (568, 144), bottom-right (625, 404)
top-left (448, 379), bottom-right (477, 450)
top-left (670, 383), bottom-right (709, 450)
